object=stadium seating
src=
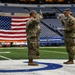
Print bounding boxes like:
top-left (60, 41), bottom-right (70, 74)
top-left (40, 23), bottom-right (61, 38)
top-left (39, 23), bottom-right (63, 46)
top-left (55, 7), bottom-right (75, 12)
top-left (41, 19), bottom-right (63, 36)
top-left (0, 6), bottom-right (28, 13)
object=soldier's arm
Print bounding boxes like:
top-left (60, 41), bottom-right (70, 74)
top-left (31, 20), bottom-right (39, 25)
top-left (66, 18), bottom-right (75, 31)
top-left (61, 20), bottom-right (65, 26)
top-left (27, 19), bottom-right (39, 30)
top-left (36, 10), bottom-right (43, 21)
top-left (36, 15), bottom-right (43, 22)
top-left (26, 19), bottom-right (33, 32)
top-left (59, 16), bottom-right (65, 26)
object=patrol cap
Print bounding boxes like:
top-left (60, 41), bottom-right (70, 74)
top-left (63, 8), bottom-right (71, 14)
top-left (29, 10), bottom-right (37, 16)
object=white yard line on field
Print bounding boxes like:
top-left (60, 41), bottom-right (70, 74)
top-left (40, 50), bottom-right (67, 54)
top-left (0, 47), bottom-right (26, 49)
top-left (0, 47), bottom-right (66, 49)
top-left (0, 55), bottom-right (12, 60)
top-left (40, 47), bottom-right (66, 48)
top-left (0, 51), bottom-right (12, 60)
top-left (0, 52), bottom-right (11, 54)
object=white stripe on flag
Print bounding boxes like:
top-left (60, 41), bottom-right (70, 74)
top-left (12, 18), bottom-right (29, 21)
top-left (11, 22), bottom-right (27, 25)
top-left (0, 38), bottom-right (27, 40)
top-left (11, 26), bottom-right (26, 28)
top-left (0, 30), bottom-right (26, 32)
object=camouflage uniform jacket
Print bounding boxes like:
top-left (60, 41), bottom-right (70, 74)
top-left (62, 15), bottom-right (75, 38)
top-left (26, 14), bottom-right (43, 38)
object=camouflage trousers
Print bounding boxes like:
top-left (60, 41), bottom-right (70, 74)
top-left (64, 37), bottom-right (75, 58)
top-left (27, 37), bottom-right (40, 59)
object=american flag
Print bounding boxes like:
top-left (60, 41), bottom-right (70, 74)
top-left (0, 16), bottom-right (29, 42)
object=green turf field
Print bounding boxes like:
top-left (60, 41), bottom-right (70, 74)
top-left (0, 47), bottom-right (70, 60)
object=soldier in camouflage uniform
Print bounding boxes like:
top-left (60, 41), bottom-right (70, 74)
top-left (60, 9), bottom-right (75, 64)
top-left (26, 10), bottom-right (43, 66)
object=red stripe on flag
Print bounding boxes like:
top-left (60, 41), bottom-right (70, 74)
top-left (11, 24), bottom-right (26, 26)
top-left (0, 31), bottom-right (26, 34)
top-left (12, 20), bottom-right (28, 22)
top-left (0, 36), bottom-right (26, 38)
top-left (11, 28), bottom-right (26, 30)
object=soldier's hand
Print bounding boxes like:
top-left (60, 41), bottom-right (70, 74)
top-left (57, 28), bottom-right (66, 31)
top-left (39, 10), bottom-right (42, 15)
top-left (60, 28), bottom-right (66, 31)
top-left (59, 15), bottom-right (64, 20)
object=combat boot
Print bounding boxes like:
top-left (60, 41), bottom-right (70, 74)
top-left (28, 62), bottom-right (39, 66)
top-left (28, 59), bottom-right (38, 66)
top-left (63, 56), bottom-right (74, 64)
